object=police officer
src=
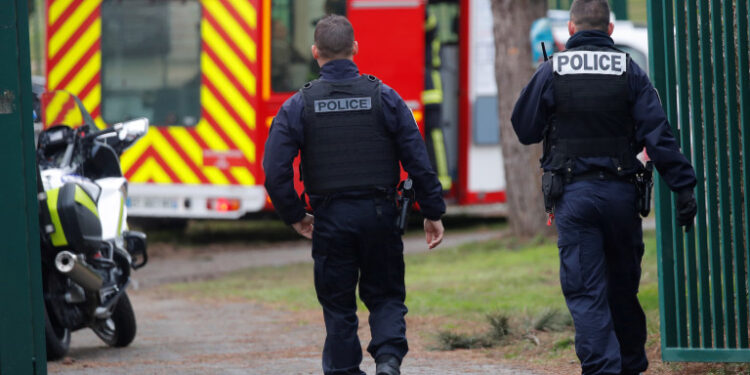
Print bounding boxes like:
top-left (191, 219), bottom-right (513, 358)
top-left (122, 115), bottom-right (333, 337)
top-left (511, 1), bottom-right (697, 374)
top-left (263, 15), bottom-right (446, 375)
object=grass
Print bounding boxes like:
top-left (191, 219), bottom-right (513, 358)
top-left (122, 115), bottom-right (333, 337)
top-left (170, 230), bottom-right (569, 316)
top-left (170, 229), bottom-right (659, 325)
top-left (173, 230), bottom-right (656, 318)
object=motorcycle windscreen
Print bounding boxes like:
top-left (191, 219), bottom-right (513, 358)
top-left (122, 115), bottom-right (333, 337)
top-left (41, 90), bottom-right (95, 130)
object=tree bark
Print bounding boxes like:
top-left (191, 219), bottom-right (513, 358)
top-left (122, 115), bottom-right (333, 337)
top-left (490, 0), bottom-right (551, 237)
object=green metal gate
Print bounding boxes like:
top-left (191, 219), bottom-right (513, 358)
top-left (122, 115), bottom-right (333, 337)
top-left (648, 0), bottom-right (750, 362)
top-left (0, 0), bottom-right (48, 373)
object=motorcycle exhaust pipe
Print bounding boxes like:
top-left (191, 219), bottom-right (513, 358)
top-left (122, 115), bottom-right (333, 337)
top-left (55, 251), bottom-right (103, 292)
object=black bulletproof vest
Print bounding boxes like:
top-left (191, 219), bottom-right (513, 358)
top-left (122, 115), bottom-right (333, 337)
top-left (300, 75), bottom-right (400, 195)
top-left (545, 45), bottom-right (637, 173)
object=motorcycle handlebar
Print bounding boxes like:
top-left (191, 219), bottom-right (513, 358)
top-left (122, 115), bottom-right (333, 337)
top-left (81, 126), bottom-right (117, 141)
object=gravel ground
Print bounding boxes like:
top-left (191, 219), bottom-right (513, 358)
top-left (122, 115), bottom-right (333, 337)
top-left (48, 229), bottom-right (543, 375)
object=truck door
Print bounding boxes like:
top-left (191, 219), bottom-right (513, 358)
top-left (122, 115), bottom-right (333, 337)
top-left (348, 0), bottom-right (425, 126)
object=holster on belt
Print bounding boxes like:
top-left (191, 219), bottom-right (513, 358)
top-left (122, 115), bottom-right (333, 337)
top-left (541, 171), bottom-right (564, 214)
top-left (634, 161), bottom-right (654, 217)
top-left (396, 179), bottom-right (415, 234)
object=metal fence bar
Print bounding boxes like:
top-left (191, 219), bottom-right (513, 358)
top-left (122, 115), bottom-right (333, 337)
top-left (686, 0), bottom-right (712, 349)
top-left (611, 0), bottom-right (628, 20)
top-left (699, 0), bottom-right (723, 347)
top-left (674, 0), bottom-right (699, 348)
top-left (661, 0), bottom-right (689, 348)
top-left (738, 0), bottom-right (750, 350)
top-left (699, 0), bottom-right (726, 348)
top-left (648, 0), bottom-right (679, 349)
top-left (724, 1), bottom-right (748, 348)
top-left (738, 2), bottom-right (750, 350)
top-left (710, 0), bottom-right (735, 349)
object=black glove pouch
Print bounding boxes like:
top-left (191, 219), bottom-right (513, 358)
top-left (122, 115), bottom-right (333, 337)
top-left (542, 171), bottom-right (564, 214)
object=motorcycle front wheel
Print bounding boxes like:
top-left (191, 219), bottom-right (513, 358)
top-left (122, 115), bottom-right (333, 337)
top-left (44, 304), bottom-right (71, 360)
top-left (91, 292), bottom-right (137, 347)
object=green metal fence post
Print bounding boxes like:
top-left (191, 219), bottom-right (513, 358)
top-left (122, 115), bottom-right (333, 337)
top-left (0, 0), bottom-right (48, 374)
top-left (673, 0), bottom-right (693, 348)
top-left (737, 3), bottom-right (750, 345)
top-left (648, 0), bottom-right (679, 350)
top-left (739, 5), bottom-right (750, 344)
top-left (724, 0), bottom-right (749, 349)
top-left (698, 0), bottom-right (725, 349)
top-left (709, 0), bottom-right (735, 349)
top-left (611, 0), bottom-right (628, 20)
top-left (685, 0), bottom-right (711, 349)
top-left (659, 0), bottom-right (688, 349)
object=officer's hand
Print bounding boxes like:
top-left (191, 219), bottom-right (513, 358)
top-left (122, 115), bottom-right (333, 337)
top-left (424, 219), bottom-right (444, 249)
top-left (292, 214), bottom-right (314, 239)
top-left (676, 189), bottom-right (697, 232)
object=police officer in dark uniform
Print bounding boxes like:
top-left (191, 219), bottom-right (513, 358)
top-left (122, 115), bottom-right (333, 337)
top-left (511, 1), bottom-right (697, 374)
top-left (263, 15), bottom-right (446, 375)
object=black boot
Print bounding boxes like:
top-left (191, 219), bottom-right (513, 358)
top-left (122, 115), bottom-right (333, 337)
top-left (375, 355), bottom-right (401, 375)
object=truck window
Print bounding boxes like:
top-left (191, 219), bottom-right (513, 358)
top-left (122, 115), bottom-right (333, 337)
top-left (271, 0), bottom-right (346, 93)
top-left (101, 0), bottom-right (202, 127)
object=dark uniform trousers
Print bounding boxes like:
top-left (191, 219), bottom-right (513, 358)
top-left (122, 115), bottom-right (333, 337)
top-left (554, 180), bottom-right (648, 375)
top-left (311, 193), bottom-right (408, 375)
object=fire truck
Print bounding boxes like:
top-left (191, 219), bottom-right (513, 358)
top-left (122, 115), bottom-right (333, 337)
top-left (43, 0), bottom-right (506, 221)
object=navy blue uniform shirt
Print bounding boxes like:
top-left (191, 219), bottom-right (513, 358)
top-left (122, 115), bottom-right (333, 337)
top-left (263, 59), bottom-right (446, 225)
top-left (511, 30), bottom-right (696, 192)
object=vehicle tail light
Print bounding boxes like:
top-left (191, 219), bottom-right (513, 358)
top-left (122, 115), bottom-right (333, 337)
top-left (207, 198), bottom-right (240, 212)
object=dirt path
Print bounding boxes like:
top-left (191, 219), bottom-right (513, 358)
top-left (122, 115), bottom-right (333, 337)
top-left (48, 229), bottom-right (544, 375)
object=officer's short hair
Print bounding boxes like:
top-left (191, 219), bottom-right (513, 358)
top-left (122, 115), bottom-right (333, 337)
top-left (570, 0), bottom-right (610, 32)
top-left (314, 14), bottom-right (355, 59)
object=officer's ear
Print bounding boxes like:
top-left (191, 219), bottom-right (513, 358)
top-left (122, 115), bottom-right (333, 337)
top-left (351, 41), bottom-right (359, 57)
top-left (312, 44), bottom-right (320, 60)
top-left (567, 20), bottom-right (576, 36)
top-left (607, 22), bottom-right (614, 36)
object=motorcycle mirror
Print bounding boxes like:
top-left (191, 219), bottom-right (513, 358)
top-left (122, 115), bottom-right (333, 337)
top-left (117, 118), bottom-right (149, 141)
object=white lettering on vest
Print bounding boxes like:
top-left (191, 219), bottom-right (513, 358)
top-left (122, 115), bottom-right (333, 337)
top-left (553, 51), bottom-right (627, 76)
top-left (314, 97), bottom-right (373, 113)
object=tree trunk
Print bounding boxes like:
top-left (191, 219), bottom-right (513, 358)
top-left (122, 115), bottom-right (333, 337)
top-left (490, 0), bottom-right (551, 237)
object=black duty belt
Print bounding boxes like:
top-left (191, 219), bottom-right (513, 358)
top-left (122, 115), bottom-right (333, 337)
top-left (309, 187), bottom-right (396, 202)
top-left (569, 170), bottom-right (634, 184)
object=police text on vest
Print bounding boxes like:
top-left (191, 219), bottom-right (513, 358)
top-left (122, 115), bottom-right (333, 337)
top-left (553, 51), bottom-right (627, 76)
top-left (314, 97), bottom-right (372, 113)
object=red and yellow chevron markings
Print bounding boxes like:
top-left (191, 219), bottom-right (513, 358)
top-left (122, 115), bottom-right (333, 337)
top-left (42, 90), bottom-right (82, 129)
top-left (46, 0), bottom-right (260, 186)
top-left (116, 0), bottom-right (261, 186)
top-left (46, 0), bottom-right (104, 130)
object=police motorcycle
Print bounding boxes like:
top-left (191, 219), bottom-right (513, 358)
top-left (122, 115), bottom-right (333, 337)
top-left (36, 91), bottom-right (149, 360)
